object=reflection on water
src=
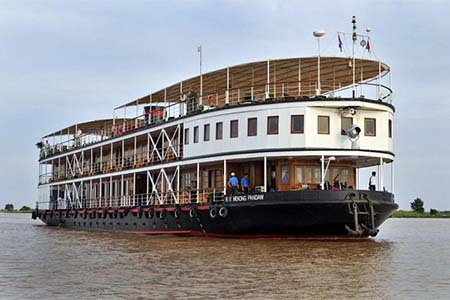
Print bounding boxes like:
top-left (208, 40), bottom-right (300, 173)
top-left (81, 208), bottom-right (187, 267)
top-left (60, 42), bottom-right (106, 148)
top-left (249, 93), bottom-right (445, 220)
top-left (0, 213), bottom-right (449, 299)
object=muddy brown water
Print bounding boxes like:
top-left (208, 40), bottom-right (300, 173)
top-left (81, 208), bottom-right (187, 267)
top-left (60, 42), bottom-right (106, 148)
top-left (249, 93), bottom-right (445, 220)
top-left (0, 213), bottom-right (449, 299)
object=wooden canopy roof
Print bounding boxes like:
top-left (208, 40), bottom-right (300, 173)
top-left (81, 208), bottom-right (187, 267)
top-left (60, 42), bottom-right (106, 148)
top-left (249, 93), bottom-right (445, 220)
top-left (117, 56), bottom-right (389, 108)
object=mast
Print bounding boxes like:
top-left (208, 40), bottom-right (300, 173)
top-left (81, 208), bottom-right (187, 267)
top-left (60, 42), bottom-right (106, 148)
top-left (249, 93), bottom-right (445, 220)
top-left (352, 16), bottom-right (357, 98)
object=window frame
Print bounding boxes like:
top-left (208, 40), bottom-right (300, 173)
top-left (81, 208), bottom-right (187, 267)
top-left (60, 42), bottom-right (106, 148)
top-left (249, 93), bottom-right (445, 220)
top-left (230, 120), bottom-right (239, 138)
top-left (291, 115), bottom-right (304, 134)
top-left (317, 115), bottom-right (330, 135)
top-left (364, 118), bottom-right (377, 136)
top-left (184, 128), bottom-right (189, 145)
top-left (216, 122), bottom-right (223, 140)
top-left (247, 117), bottom-right (257, 137)
top-left (341, 117), bottom-right (353, 135)
top-left (388, 119), bottom-right (392, 138)
top-left (267, 116), bottom-right (279, 135)
top-left (193, 126), bottom-right (199, 143)
top-left (204, 124), bottom-right (210, 142)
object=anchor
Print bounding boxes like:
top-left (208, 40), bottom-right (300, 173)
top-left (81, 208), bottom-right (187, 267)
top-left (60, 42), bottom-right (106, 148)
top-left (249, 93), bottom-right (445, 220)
top-left (345, 201), bottom-right (364, 237)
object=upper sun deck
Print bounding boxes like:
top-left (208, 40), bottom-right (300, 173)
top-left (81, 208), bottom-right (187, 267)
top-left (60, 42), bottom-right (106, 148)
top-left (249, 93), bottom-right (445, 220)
top-left (37, 56), bottom-right (392, 161)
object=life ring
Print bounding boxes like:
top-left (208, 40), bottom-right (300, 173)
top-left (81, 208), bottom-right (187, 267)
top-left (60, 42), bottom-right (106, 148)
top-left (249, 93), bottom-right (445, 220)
top-left (174, 207), bottom-right (181, 219)
top-left (147, 209), bottom-right (154, 219)
top-left (189, 207), bottom-right (196, 218)
top-left (209, 206), bottom-right (217, 219)
top-left (159, 209), bottom-right (166, 220)
top-left (219, 206), bottom-right (228, 218)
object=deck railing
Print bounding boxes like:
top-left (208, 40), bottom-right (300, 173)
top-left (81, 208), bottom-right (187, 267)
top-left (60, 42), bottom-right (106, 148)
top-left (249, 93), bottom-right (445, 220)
top-left (39, 80), bottom-right (392, 160)
top-left (36, 188), bottom-right (225, 210)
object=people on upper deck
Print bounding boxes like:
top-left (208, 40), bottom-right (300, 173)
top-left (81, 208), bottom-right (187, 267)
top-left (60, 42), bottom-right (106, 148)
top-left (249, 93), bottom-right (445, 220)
top-left (228, 172), bottom-right (239, 195)
top-left (241, 173), bottom-right (249, 193)
top-left (369, 171), bottom-right (376, 191)
top-left (75, 129), bottom-right (82, 146)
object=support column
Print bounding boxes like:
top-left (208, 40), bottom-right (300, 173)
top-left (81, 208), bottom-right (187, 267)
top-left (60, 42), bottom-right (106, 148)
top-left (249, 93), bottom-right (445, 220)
top-left (99, 177), bottom-right (102, 208)
top-left (121, 174), bottom-right (124, 207)
top-left (89, 179), bottom-right (93, 208)
top-left (110, 142), bottom-right (113, 170)
top-left (110, 176), bottom-right (113, 207)
top-left (225, 67), bottom-right (230, 104)
top-left (320, 155), bottom-right (325, 190)
top-left (264, 156), bottom-right (267, 192)
top-left (266, 60), bottom-right (270, 98)
top-left (100, 145), bottom-right (103, 171)
top-left (223, 160), bottom-right (227, 195)
top-left (197, 163), bottom-right (200, 201)
top-left (356, 168), bottom-right (359, 190)
top-left (146, 172), bottom-right (150, 205)
top-left (379, 158), bottom-right (383, 191)
top-left (121, 139), bottom-right (125, 167)
top-left (134, 136), bottom-right (137, 164)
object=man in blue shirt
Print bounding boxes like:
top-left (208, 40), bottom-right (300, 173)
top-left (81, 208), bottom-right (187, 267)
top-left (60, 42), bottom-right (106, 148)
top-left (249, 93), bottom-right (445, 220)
top-left (241, 173), bottom-right (249, 193)
top-left (228, 172), bottom-right (240, 195)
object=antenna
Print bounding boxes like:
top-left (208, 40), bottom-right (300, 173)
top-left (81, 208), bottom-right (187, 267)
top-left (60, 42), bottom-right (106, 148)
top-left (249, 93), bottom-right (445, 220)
top-left (352, 16), bottom-right (357, 98)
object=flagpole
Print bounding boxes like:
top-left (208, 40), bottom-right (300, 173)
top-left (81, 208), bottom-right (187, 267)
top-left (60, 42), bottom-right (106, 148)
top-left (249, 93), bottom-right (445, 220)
top-left (352, 16), bottom-right (357, 99)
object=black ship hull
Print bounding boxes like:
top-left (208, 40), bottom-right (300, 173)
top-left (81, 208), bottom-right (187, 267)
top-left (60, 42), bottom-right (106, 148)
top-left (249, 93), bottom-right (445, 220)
top-left (33, 190), bottom-right (398, 238)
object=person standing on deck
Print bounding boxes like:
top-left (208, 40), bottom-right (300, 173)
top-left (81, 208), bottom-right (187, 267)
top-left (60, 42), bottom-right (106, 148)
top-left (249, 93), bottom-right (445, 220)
top-left (241, 173), bottom-right (249, 193)
top-left (369, 171), bottom-right (376, 191)
top-left (228, 172), bottom-right (240, 195)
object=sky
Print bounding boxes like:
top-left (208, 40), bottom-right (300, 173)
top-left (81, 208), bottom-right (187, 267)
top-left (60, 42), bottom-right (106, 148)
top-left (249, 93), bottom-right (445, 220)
top-left (1, 0), bottom-right (450, 210)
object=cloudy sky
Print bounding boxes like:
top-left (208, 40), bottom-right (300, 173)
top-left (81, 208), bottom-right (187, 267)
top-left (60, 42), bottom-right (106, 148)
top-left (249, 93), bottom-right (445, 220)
top-left (1, 0), bottom-right (449, 210)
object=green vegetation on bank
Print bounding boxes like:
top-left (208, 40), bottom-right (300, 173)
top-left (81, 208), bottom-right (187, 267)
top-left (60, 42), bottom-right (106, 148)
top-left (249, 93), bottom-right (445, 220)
top-left (392, 210), bottom-right (450, 218)
top-left (392, 197), bottom-right (450, 218)
top-left (1, 204), bottom-right (33, 213)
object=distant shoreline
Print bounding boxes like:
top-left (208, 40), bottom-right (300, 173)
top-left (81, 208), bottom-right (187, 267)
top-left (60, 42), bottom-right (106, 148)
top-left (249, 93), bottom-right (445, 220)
top-left (0, 210), bottom-right (32, 214)
top-left (392, 210), bottom-right (450, 218)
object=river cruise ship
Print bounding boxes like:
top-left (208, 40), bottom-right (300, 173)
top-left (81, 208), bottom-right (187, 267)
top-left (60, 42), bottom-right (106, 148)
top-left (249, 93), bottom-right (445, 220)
top-left (34, 22), bottom-right (398, 238)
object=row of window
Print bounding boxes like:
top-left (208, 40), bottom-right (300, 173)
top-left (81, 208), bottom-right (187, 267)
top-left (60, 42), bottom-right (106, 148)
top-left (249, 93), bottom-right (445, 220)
top-left (184, 115), bottom-right (392, 144)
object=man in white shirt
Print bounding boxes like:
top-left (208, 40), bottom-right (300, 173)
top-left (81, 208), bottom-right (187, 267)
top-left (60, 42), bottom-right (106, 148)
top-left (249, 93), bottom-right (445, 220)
top-left (369, 171), bottom-right (376, 191)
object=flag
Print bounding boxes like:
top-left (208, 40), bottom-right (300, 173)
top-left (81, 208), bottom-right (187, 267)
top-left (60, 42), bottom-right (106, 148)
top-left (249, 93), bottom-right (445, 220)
top-left (365, 39), bottom-right (371, 53)
top-left (337, 34), bottom-right (343, 52)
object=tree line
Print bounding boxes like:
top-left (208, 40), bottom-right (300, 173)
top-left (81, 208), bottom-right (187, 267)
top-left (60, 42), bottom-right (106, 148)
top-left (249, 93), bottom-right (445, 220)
top-left (2, 204), bottom-right (32, 212)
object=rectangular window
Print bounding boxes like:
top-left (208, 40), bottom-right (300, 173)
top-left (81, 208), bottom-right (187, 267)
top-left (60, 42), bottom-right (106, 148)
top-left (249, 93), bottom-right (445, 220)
top-left (342, 169), bottom-right (349, 183)
top-left (281, 165), bottom-right (290, 184)
top-left (364, 118), bottom-right (376, 136)
top-left (267, 116), bottom-right (279, 135)
top-left (295, 166), bottom-right (303, 184)
top-left (204, 124), bottom-right (210, 141)
top-left (184, 128), bottom-right (189, 145)
top-left (388, 119), bottom-right (392, 138)
top-left (313, 167), bottom-right (321, 184)
top-left (305, 167), bottom-right (312, 183)
top-left (318, 116), bottom-right (330, 134)
top-left (194, 126), bottom-right (199, 143)
top-left (216, 122), bottom-right (223, 140)
top-left (291, 115), bottom-right (304, 134)
top-left (230, 120), bottom-right (239, 138)
top-left (247, 118), bottom-right (257, 136)
top-left (341, 117), bottom-right (353, 135)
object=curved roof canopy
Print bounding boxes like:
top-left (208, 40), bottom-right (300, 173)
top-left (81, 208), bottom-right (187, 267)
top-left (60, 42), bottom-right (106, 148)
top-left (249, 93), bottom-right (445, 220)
top-left (42, 118), bottom-right (129, 138)
top-left (116, 56), bottom-right (389, 108)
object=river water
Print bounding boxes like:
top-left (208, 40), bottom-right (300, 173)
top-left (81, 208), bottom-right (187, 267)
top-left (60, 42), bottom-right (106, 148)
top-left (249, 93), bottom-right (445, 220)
top-left (0, 213), bottom-right (449, 299)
